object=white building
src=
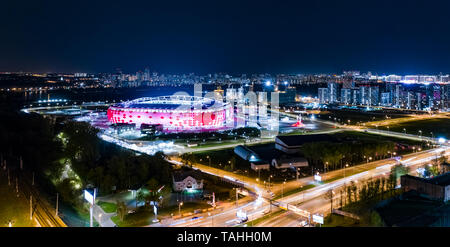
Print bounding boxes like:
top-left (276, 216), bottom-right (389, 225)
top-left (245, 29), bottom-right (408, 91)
top-left (172, 170), bottom-right (204, 192)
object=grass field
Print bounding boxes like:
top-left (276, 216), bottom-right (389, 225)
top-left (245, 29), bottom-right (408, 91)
top-left (379, 118), bottom-right (450, 139)
top-left (316, 109), bottom-right (407, 124)
top-left (323, 214), bottom-right (360, 227)
top-left (97, 201), bottom-right (117, 213)
top-left (0, 173), bottom-right (37, 227)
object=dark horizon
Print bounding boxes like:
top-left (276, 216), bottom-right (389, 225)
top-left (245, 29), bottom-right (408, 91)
top-left (2, 0), bottom-right (450, 75)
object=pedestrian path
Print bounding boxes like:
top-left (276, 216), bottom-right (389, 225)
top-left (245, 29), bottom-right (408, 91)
top-left (92, 204), bottom-right (116, 227)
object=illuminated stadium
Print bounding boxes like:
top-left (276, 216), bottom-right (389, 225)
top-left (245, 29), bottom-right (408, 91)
top-left (107, 95), bottom-right (233, 132)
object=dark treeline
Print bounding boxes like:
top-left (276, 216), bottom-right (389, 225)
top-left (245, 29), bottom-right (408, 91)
top-left (0, 108), bottom-right (172, 208)
top-left (298, 132), bottom-right (423, 172)
top-left (326, 164), bottom-right (410, 226)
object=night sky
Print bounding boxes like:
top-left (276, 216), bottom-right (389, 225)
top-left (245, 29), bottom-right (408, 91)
top-left (2, 0), bottom-right (450, 74)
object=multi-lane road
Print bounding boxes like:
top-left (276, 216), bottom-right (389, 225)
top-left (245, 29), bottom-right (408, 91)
top-left (255, 146), bottom-right (450, 227)
top-left (164, 145), bottom-right (449, 227)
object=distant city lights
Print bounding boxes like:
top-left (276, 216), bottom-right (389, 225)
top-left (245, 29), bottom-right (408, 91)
top-left (37, 99), bottom-right (67, 103)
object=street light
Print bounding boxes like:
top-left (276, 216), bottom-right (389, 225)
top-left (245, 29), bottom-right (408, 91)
top-left (256, 167), bottom-right (260, 183)
top-left (178, 202), bottom-right (183, 216)
top-left (282, 180), bottom-right (286, 199)
top-left (269, 175), bottom-right (273, 191)
top-left (344, 163), bottom-right (349, 179)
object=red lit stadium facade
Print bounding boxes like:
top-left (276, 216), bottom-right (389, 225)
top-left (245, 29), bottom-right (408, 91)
top-left (107, 96), bottom-right (233, 132)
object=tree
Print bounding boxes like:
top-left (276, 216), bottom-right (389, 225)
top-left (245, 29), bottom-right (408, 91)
top-left (229, 188), bottom-right (238, 201)
top-left (347, 186), bottom-right (352, 204)
top-left (181, 153), bottom-right (195, 167)
top-left (116, 200), bottom-right (128, 221)
top-left (138, 178), bottom-right (163, 211)
top-left (369, 211), bottom-right (384, 227)
top-left (390, 164), bottom-right (410, 186)
top-left (374, 178), bottom-right (381, 199)
top-left (424, 164), bottom-right (439, 177)
top-left (359, 185), bottom-right (368, 202)
top-left (387, 173), bottom-right (397, 195)
top-left (230, 156), bottom-right (236, 171)
top-left (380, 177), bottom-right (386, 198)
top-left (351, 183), bottom-right (357, 202)
top-left (438, 151), bottom-right (447, 174)
top-left (324, 189), bottom-right (334, 214)
top-left (56, 178), bottom-right (82, 207)
top-left (136, 189), bottom-right (146, 208)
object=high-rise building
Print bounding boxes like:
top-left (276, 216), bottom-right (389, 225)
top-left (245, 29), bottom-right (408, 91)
top-left (394, 84), bottom-right (403, 108)
top-left (381, 92), bottom-right (390, 106)
top-left (418, 92), bottom-right (428, 110)
top-left (318, 88), bottom-right (329, 104)
top-left (359, 86), bottom-right (379, 106)
top-left (351, 88), bottom-right (360, 105)
top-left (340, 88), bottom-right (352, 104)
top-left (360, 86), bottom-right (370, 106)
top-left (407, 91), bottom-right (416, 109)
top-left (370, 86), bottom-right (380, 106)
top-left (327, 82), bottom-right (339, 103)
top-left (279, 87), bottom-right (297, 104)
top-left (444, 84), bottom-right (450, 110)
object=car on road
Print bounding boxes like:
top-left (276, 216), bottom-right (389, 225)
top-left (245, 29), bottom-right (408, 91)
top-left (298, 220), bottom-right (308, 227)
top-left (266, 190), bottom-right (275, 197)
top-left (238, 217), bottom-right (248, 224)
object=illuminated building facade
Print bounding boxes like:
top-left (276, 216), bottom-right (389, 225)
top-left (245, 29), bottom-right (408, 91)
top-left (107, 95), bottom-right (233, 132)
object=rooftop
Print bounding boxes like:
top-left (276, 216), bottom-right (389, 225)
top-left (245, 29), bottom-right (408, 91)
top-left (172, 169), bottom-right (203, 182)
top-left (403, 172), bottom-right (450, 186)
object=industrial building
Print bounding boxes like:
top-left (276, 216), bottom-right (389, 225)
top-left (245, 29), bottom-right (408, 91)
top-left (401, 172), bottom-right (450, 202)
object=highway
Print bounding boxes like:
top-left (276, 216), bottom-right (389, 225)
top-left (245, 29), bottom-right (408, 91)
top-left (163, 145), bottom-right (449, 227)
top-left (256, 146), bottom-right (450, 227)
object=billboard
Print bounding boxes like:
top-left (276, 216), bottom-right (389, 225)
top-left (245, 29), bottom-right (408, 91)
top-left (314, 174), bottom-right (322, 182)
top-left (84, 190), bottom-right (94, 205)
top-left (313, 214), bottom-right (324, 224)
